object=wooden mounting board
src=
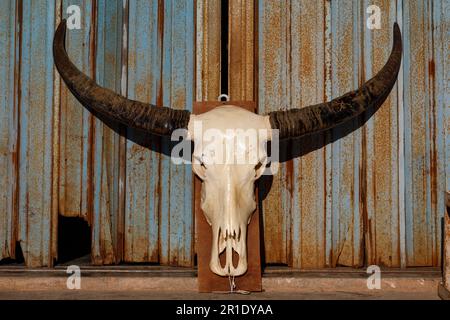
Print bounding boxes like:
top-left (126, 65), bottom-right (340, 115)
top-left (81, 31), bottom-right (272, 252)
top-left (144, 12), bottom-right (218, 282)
top-left (193, 101), bottom-right (262, 293)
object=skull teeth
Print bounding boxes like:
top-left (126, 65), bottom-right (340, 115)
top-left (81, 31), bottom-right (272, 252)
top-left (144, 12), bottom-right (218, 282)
top-left (211, 225), bottom-right (247, 277)
top-left (221, 227), bottom-right (241, 241)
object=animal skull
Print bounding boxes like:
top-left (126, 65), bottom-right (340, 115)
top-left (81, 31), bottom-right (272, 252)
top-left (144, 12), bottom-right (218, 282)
top-left (53, 20), bottom-right (402, 277)
top-left (188, 106), bottom-right (272, 276)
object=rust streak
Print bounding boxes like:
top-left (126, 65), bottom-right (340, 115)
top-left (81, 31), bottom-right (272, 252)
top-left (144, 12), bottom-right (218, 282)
top-left (360, 125), bottom-right (369, 265)
top-left (428, 59), bottom-right (435, 78)
top-left (117, 0), bottom-right (130, 263)
top-left (157, 0), bottom-right (165, 108)
top-left (12, 0), bottom-right (24, 259)
top-left (156, 0), bottom-right (165, 264)
top-left (429, 5), bottom-right (438, 266)
top-left (86, 0), bottom-right (98, 227)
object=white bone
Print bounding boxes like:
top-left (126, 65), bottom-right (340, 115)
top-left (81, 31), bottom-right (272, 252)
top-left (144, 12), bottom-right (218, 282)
top-left (189, 105), bottom-right (272, 277)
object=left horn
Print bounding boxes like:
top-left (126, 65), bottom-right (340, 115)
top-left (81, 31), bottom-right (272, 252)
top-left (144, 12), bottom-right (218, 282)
top-left (53, 19), bottom-right (190, 136)
top-left (268, 23), bottom-right (402, 139)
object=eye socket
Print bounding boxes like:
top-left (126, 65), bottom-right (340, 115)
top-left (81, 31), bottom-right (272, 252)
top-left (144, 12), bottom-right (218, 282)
top-left (254, 157), bottom-right (268, 178)
top-left (193, 155), bottom-right (207, 170)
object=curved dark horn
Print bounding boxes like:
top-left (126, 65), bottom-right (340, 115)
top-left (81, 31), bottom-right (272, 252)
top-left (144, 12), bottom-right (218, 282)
top-left (268, 23), bottom-right (402, 139)
top-left (53, 20), bottom-right (190, 136)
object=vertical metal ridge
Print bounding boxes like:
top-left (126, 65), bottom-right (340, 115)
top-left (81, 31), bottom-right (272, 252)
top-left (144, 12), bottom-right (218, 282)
top-left (50, 0), bottom-right (63, 264)
top-left (0, 0), bottom-right (20, 261)
top-left (117, 0), bottom-right (129, 264)
top-left (14, 0), bottom-right (23, 261)
top-left (156, 0), bottom-right (165, 265)
top-left (195, 0), bottom-right (221, 101)
top-left (397, 0), bottom-right (407, 269)
top-left (87, 0), bottom-right (98, 228)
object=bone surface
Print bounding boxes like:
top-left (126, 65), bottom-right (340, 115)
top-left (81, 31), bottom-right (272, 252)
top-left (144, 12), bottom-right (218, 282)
top-left (189, 106), bottom-right (271, 276)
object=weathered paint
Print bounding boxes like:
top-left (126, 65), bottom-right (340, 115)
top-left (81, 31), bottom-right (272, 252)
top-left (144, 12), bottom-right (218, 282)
top-left (124, 0), bottom-right (194, 266)
top-left (125, 0), bottom-right (161, 263)
top-left (91, 0), bottom-right (124, 265)
top-left (0, 0), bottom-right (18, 260)
top-left (55, 0), bottom-right (124, 264)
top-left (442, 1), bottom-right (450, 199)
top-left (229, 0), bottom-right (254, 100)
top-left (258, 0), bottom-right (447, 268)
top-left (258, 0), bottom-right (331, 269)
top-left (329, 0), bottom-right (364, 268)
top-left (258, 0), bottom-right (334, 268)
top-left (159, 0), bottom-right (194, 266)
top-left (18, 0), bottom-right (57, 267)
top-left (434, 0), bottom-right (449, 222)
top-left (403, 0), bottom-right (447, 266)
top-left (196, 0), bottom-right (221, 102)
top-left (257, 0), bottom-right (291, 265)
top-left (295, 0), bottom-right (328, 268)
top-left (59, 0), bottom-right (93, 220)
top-left (362, 0), bottom-right (401, 267)
top-left (52, 0), bottom-right (62, 263)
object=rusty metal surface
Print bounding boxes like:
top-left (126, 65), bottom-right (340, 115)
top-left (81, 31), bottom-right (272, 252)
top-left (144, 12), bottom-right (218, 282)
top-left (257, 0), bottom-right (447, 268)
top-left (90, 0), bottom-right (124, 265)
top-left (17, 0), bottom-right (58, 267)
top-left (58, 0), bottom-right (93, 220)
top-left (0, 0), bottom-right (18, 261)
top-left (124, 0), bottom-right (160, 263)
top-left (125, 0), bottom-right (194, 266)
top-left (362, 0), bottom-right (404, 267)
top-left (229, 0), bottom-right (254, 100)
top-left (196, 0), bottom-right (222, 102)
top-left (403, 0), bottom-right (447, 266)
top-left (257, 0), bottom-right (290, 266)
top-left (257, 0), bottom-right (333, 268)
top-left (158, 0), bottom-right (194, 266)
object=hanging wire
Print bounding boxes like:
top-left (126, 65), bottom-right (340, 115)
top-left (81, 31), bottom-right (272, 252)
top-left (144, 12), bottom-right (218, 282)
top-left (212, 274), bottom-right (250, 295)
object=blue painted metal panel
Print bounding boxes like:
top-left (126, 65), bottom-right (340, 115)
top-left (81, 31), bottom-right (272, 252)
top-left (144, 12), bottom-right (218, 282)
top-left (258, 0), bottom-right (364, 268)
top-left (0, 0), bottom-right (18, 260)
top-left (328, 0), bottom-right (363, 267)
top-left (362, 0), bottom-right (402, 267)
top-left (434, 0), bottom-right (449, 219)
top-left (257, 0), bottom-right (446, 268)
top-left (160, 0), bottom-right (194, 266)
top-left (124, 0), bottom-right (194, 266)
top-left (257, 0), bottom-right (292, 265)
top-left (125, 0), bottom-right (161, 263)
top-left (18, 0), bottom-right (56, 267)
top-left (403, 0), bottom-right (447, 266)
top-left (59, 0), bottom-right (93, 219)
top-left (91, 0), bottom-right (124, 264)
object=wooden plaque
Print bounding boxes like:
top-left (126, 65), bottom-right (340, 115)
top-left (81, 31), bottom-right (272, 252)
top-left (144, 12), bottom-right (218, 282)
top-left (193, 101), bottom-right (262, 293)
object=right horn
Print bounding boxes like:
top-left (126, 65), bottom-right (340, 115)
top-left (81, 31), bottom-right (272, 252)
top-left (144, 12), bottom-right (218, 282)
top-left (268, 23), bottom-right (402, 140)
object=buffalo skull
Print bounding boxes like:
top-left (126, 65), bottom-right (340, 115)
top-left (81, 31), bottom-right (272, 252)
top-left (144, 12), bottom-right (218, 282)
top-left (53, 20), bottom-right (402, 277)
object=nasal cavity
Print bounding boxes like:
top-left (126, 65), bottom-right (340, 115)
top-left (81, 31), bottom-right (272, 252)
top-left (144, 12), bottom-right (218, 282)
top-left (219, 246), bottom-right (240, 270)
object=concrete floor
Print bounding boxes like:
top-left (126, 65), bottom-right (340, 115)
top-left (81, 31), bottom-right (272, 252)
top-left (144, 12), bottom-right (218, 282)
top-left (0, 289), bottom-right (440, 300)
top-left (0, 266), bottom-right (443, 300)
